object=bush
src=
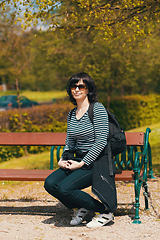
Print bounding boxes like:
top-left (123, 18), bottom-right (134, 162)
top-left (0, 103), bottom-right (72, 131)
top-left (108, 94), bottom-right (160, 130)
top-left (0, 146), bottom-right (24, 163)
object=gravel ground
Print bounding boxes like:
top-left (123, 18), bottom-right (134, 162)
top-left (0, 177), bottom-right (160, 240)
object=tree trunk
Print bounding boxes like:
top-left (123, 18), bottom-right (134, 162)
top-left (15, 76), bottom-right (23, 131)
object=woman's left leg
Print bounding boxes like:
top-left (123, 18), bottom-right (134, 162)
top-left (58, 168), bottom-right (105, 213)
top-left (44, 168), bottom-right (82, 209)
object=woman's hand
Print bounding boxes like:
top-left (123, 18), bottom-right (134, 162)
top-left (65, 160), bottom-right (85, 171)
top-left (58, 158), bottom-right (70, 169)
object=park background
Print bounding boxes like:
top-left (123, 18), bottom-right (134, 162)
top-left (0, 3), bottom-right (160, 239)
top-left (0, 1), bottom-right (160, 177)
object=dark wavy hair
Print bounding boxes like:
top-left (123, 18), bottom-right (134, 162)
top-left (67, 72), bottom-right (97, 105)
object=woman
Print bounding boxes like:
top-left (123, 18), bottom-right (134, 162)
top-left (44, 72), bottom-right (116, 228)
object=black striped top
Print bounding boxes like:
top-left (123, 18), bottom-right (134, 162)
top-left (62, 102), bottom-right (109, 166)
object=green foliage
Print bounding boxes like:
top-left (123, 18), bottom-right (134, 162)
top-left (0, 146), bottom-right (24, 163)
top-left (108, 94), bottom-right (160, 131)
top-left (0, 103), bottom-right (72, 131)
top-left (1, 1), bottom-right (160, 43)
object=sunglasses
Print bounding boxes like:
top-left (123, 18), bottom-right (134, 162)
top-left (70, 84), bottom-right (87, 91)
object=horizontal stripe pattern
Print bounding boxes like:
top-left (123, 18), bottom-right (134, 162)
top-left (63, 102), bottom-right (109, 166)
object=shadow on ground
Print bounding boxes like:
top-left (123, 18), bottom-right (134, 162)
top-left (0, 200), bottom-right (135, 226)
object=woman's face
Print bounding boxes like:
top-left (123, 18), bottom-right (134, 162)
top-left (70, 79), bottom-right (89, 102)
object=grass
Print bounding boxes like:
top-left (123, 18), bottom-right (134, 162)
top-left (0, 146), bottom-right (63, 170)
top-left (0, 151), bottom-right (51, 170)
top-left (22, 90), bottom-right (67, 102)
top-left (0, 90), bottom-right (67, 102)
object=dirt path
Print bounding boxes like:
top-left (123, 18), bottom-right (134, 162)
top-left (0, 177), bottom-right (160, 240)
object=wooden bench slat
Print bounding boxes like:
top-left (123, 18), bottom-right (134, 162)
top-left (0, 169), bottom-right (135, 181)
top-left (115, 170), bottom-right (135, 181)
top-left (0, 169), bottom-right (54, 181)
top-left (0, 132), bottom-right (144, 146)
top-left (0, 132), bottom-right (66, 146)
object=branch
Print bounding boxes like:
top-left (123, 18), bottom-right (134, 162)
top-left (4, 55), bottom-right (14, 62)
top-left (16, 58), bottom-right (30, 76)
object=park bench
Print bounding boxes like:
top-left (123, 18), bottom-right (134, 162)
top-left (0, 128), bottom-right (154, 224)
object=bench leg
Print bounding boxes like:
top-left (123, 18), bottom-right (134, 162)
top-left (142, 181), bottom-right (149, 210)
top-left (143, 155), bottom-right (149, 210)
top-left (133, 179), bottom-right (150, 224)
top-left (133, 177), bottom-right (142, 224)
top-left (133, 205), bottom-right (141, 224)
top-left (148, 143), bottom-right (155, 179)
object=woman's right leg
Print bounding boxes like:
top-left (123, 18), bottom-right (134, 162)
top-left (44, 168), bottom-right (81, 209)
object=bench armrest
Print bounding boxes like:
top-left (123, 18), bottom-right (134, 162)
top-left (133, 127), bottom-right (152, 179)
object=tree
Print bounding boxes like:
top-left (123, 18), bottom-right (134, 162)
top-left (128, 35), bottom-right (160, 95)
top-left (37, 26), bottom-right (160, 107)
top-left (20, 30), bottom-right (70, 91)
top-left (0, 7), bottom-right (15, 86)
top-left (0, 7), bottom-right (31, 90)
top-left (1, 1), bottom-right (159, 106)
top-left (1, 1), bottom-right (160, 43)
top-left (0, 7), bottom-right (31, 129)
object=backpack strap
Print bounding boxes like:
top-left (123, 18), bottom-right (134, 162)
top-left (88, 102), bottom-right (95, 124)
top-left (107, 140), bottom-right (114, 176)
top-left (68, 107), bottom-right (76, 121)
